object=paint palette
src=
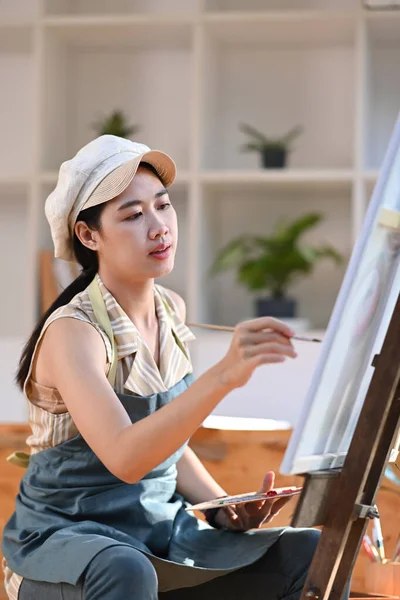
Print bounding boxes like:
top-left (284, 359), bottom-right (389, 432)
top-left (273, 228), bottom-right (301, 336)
top-left (186, 486), bottom-right (302, 511)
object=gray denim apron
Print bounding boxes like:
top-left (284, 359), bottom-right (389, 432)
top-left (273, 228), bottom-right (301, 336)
top-left (2, 279), bottom-right (285, 593)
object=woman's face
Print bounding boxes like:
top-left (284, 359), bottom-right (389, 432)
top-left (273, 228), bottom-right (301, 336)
top-left (84, 166), bottom-right (178, 283)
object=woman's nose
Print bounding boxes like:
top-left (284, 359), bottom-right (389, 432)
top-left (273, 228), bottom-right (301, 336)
top-left (149, 220), bottom-right (169, 240)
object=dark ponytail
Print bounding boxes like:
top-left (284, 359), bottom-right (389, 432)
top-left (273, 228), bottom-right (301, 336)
top-left (15, 203), bottom-right (106, 390)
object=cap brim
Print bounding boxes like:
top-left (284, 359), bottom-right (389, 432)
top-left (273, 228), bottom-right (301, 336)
top-left (83, 150), bottom-right (176, 212)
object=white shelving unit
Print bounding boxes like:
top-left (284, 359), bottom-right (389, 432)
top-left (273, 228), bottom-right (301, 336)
top-left (1, 0), bottom-right (400, 420)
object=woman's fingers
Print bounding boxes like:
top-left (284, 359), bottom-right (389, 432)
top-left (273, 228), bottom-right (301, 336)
top-left (245, 342), bottom-right (297, 359)
top-left (235, 500), bottom-right (274, 529)
top-left (234, 503), bottom-right (253, 528)
top-left (219, 316), bottom-right (298, 389)
top-left (251, 352), bottom-right (295, 367)
top-left (261, 496), bottom-right (293, 524)
top-left (239, 331), bottom-right (295, 346)
top-left (233, 496), bottom-right (293, 530)
top-left (239, 316), bottom-right (294, 338)
top-left (271, 496), bottom-right (292, 515)
top-left (257, 496), bottom-right (283, 521)
top-left (257, 493), bottom-right (295, 524)
top-left (219, 506), bottom-right (243, 531)
top-left (236, 330), bottom-right (296, 362)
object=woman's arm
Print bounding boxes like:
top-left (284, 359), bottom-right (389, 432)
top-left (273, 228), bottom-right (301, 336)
top-left (176, 446), bottom-right (242, 530)
top-left (176, 446), bottom-right (227, 504)
top-left (42, 318), bottom-right (232, 484)
top-left (42, 314), bottom-right (295, 486)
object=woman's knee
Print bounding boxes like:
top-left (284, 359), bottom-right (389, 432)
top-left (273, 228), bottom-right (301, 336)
top-left (276, 527), bottom-right (321, 572)
top-left (283, 528), bottom-right (320, 559)
top-left (291, 527), bottom-right (320, 555)
top-left (84, 545), bottom-right (158, 597)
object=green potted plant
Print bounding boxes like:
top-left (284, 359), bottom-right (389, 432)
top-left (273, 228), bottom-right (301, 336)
top-left (239, 122), bottom-right (303, 169)
top-left (92, 109), bottom-right (139, 139)
top-left (210, 212), bottom-right (344, 318)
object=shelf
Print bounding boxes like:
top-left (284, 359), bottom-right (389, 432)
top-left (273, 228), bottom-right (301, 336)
top-left (43, 17), bottom-right (193, 47)
top-left (40, 170), bottom-right (192, 186)
top-left (201, 17), bottom-right (356, 171)
top-left (203, 11), bottom-right (357, 45)
top-left (44, 0), bottom-right (198, 17)
top-left (40, 172), bottom-right (59, 184)
top-left (201, 169), bottom-right (354, 190)
top-left (205, 0), bottom-right (358, 12)
top-left (41, 25), bottom-right (193, 173)
top-left (0, 182), bottom-right (30, 202)
top-left (365, 9), bottom-right (400, 42)
top-left (0, 176), bottom-right (30, 187)
top-left (364, 17), bottom-right (400, 169)
top-left (199, 186), bottom-right (352, 328)
top-left (41, 169), bottom-right (352, 188)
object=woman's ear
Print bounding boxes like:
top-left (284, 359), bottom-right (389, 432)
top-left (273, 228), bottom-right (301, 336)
top-left (74, 221), bottom-right (100, 252)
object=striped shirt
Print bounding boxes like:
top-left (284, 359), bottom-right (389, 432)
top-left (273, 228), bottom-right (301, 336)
top-left (2, 274), bottom-right (196, 599)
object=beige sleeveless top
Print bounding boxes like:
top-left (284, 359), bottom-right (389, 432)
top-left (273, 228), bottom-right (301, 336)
top-left (24, 274), bottom-right (196, 454)
top-left (2, 274), bottom-right (196, 600)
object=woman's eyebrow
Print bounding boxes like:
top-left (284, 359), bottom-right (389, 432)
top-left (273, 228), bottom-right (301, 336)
top-left (117, 189), bottom-right (168, 212)
top-left (117, 199), bottom-right (142, 211)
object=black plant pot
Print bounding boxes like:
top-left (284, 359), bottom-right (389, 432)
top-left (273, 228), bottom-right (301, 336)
top-left (255, 297), bottom-right (297, 318)
top-left (261, 148), bottom-right (287, 169)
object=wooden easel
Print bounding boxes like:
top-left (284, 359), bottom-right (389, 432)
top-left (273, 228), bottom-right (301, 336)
top-left (290, 292), bottom-right (400, 600)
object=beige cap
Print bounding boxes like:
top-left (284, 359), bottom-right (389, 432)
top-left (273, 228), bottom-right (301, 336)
top-left (45, 135), bottom-right (176, 262)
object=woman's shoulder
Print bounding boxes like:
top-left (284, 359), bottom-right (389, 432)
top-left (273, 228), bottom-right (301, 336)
top-left (41, 286), bottom-right (112, 359)
top-left (25, 285), bottom-right (111, 399)
top-left (44, 287), bottom-right (94, 327)
top-left (155, 285), bottom-right (186, 322)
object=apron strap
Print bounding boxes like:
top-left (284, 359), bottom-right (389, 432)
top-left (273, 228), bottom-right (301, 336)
top-left (87, 276), bottom-right (118, 388)
top-left (6, 450), bottom-right (30, 468)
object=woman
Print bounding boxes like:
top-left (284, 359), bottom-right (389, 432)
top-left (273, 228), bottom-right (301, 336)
top-left (2, 135), bottom-right (322, 600)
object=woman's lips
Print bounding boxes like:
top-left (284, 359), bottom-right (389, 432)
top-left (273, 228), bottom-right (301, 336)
top-left (149, 245), bottom-right (172, 260)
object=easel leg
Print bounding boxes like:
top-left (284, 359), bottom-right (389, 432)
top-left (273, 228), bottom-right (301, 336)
top-left (330, 519), bottom-right (369, 600)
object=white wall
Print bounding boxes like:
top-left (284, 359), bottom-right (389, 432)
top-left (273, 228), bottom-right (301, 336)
top-left (0, 339), bottom-right (27, 423)
top-left (191, 329), bottom-right (322, 426)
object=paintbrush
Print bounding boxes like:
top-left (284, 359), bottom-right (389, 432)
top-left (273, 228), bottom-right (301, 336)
top-left (187, 322), bottom-right (322, 343)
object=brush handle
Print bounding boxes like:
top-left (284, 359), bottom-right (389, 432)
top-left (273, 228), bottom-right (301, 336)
top-left (187, 322), bottom-right (322, 343)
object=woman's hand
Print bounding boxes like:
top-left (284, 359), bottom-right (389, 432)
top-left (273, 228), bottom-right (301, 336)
top-left (213, 472), bottom-right (293, 532)
top-left (217, 317), bottom-right (297, 389)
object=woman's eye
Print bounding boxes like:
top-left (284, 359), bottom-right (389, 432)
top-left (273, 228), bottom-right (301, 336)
top-left (126, 212), bottom-right (142, 221)
top-left (159, 203), bottom-right (171, 210)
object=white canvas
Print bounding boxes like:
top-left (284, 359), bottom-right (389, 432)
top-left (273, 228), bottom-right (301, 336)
top-left (281, 113), bottom-right (400, 475)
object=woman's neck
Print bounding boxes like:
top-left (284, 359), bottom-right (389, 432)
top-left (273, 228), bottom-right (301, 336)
top-left (98, 270), bottom-right (157, 329)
